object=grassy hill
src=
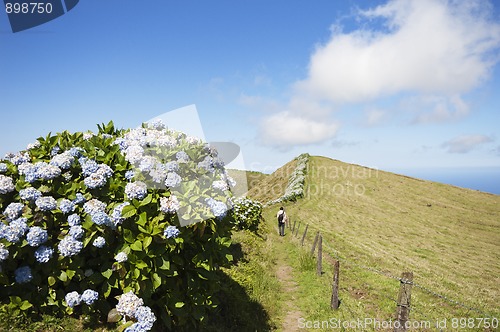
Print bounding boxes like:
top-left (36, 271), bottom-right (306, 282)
top-left (253, 155), bottom-right (500, 330)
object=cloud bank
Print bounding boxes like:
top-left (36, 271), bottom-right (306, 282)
top-left (259, 0), bottom-right (500, 148)
top-left (442, 134), bottom-right (493, 153)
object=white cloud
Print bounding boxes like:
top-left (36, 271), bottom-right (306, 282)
top-left (296, 0), bottom-right (500, 103)
top-left (442, 134), bottom-right (493, 153)
top-left (259, 111), bottom-right (339, 148)
top-left (258, 0), bottom-right (500, 148)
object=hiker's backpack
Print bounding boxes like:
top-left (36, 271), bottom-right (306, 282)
top-left (278, 212), bottom-right (284, 224)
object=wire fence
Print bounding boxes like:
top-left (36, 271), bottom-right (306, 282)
top-left (280, 219), bottom-right (496, 329)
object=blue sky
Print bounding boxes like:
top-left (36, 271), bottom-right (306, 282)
top-left (1, 0), bottom-right (500, 190)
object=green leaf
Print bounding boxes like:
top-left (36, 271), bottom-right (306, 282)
top-left (121, 205), bottom-right (136, 219)
top-left (175, 302), bottom-right (185, 308)
top-left (19, 300), bottom-right (32, 311)
top-left (152, 273), bottom-right (162, 289)
top-left (107, 308), bottom-right (121, 323)
top-left (143, 236), bottom-right (152, 249)
top-left (102, 269), bottom-right (113, 279)
top-left (59, 271), bottom-right (68, 282)
top-left (131, 240), bottom-right (143, 251)
top-left (48, 276), bottom-right (56, 286)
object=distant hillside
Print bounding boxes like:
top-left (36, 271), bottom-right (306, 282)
top-left (269, 155), bottom-right (500, 318)
top-left (246, 159), bottom-right (298, 203)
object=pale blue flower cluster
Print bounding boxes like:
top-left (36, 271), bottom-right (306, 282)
top-left (15, 266), bottom-right (32, 283)
top-left (159, 195), bottom-right (180, 214)
top-left (0, 163), bottom-right (7, 173)
top-left (73, 192), bottom-right (86, 205)
top-left (116, 291), bottom-right (144, 318)
top-left (125, 305), bottom-right (157, 332)
top-left (59, 199), bottom-right (76, 214)
top-left (4, 151), bottom-right (30, 165)
top-left (125, 170), bottom-right (135, 181)
top-left (19, 187), bottom-right (42, 201)
top-left (0, 244), bottom-right (8, 261)
top-left (50, 151), bottom-right (74, 170)
top-left (1, 218), bottom-right (28, 243)
top-left (205, 198), bottom-right (228, 219)
top-left (212, 180), bottom-right (229, 192)
top-left (51, 146), bottom-right (61, 156)
top-left (34, 245), bottom-right (54, 263)
top-left (69, 225), bottom-right (84, 239)
top-left (19, 162), bottom-right (61, 181)
top-left (111, 202), bottom-right (130, 225)
top-left (0, 175), bottom-right (15, 194)
top-left (26, 141), bottom-right (41, 150)
top-left (81, 289), bottom-right (99, 305)
top-left (26, 226), bottom-right (48, 247)
top-left (164, 225), bottom-right (180, 239)
top-left (67, 214), bottom-right (81, 226)
top-left (125, 181), bottom-right (148, 200)
top-left (3, 202), bottom-right (24, 221)
top-left (164, 172), bottom-right (181, 188)
top-left (35, 196), bottom-right (58, 211)
top-left (175, 151), bottom-right (190, 163)
top-left (65, 291), bottom-right (81, 308)
top-left (92, 236), bottom-right (105, 248)
top-left (115, 252), bottom-right (128, 263)
top-left (83, 199), bottom-right (106, 215)
top-left (58, 235), bottom-right (83, 257)
top-left (68, 147), bottom-right (84, 158)
top-left (91, 211), bottom-right (113, 227)
top-left (80, 158), bottom-right (114, 189)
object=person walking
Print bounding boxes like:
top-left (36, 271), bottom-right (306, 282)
top-left (277, 207), bottom-right (287, 236)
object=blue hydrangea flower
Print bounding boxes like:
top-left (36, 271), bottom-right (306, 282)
top-left (58, 236), bottom-right (83, 257)
top-left (0, 175), bottom-right (15, 194)
top-left (115, 252), bottom-right (128, 263)
top-left (0, 244), bottom-right (9, 261)
top-left (197, 156), bottom-right (215, 173)
top-left (90, 211), bottom-right (112, 227)
top-left (101, 133), bottom-right (113, 139)
top-left (73, 193), bottom-right (86, 205)
top-left (81, 289), bottom-right (99, 305)
top-left (159, 196), bottom-right (180, 214)
top-left (50, 152), bottom-right (74, 170)
top-left (35, 196), bottom-right (57, 211)
top-left (0, 163), bottom-right (7, 173)
top-left (125, 181), bottom-right (148, 200)
top-left (3, 202), bottom-right (24, 221)
top-left (83, 199), bottom-right (106, 215)
top-left (3, 218), bottom-right (28, 243)
top-left (164, 225), bottom-right (180, 239)
top-left (125, 170), bottom-right (135, 181)
top-left (65, 291), bottom-right (81, 308)
top-left (165, 161), bottom-right (179, 172)
top-left (69, 225), bottom-right (84, 239)
top-left (133, 306), bottom-right (156, 330)
top-left (5, 152), bottom-right (30, 165)
top-left (34, 245), bottom-right (54, 263)
top-left (176, 151), bottom-right (190, 163)
top-left (93, 236), bottom-right (105, 248)
top-left (67, 213), bottom-right (81, 226)
top-left (212, 180), bottom-right (229, 191)
top-left (79, 158), bottom-right (99, 176)
top-left (15, 266), bottom-right (32, 283)
top-left (124, 322), bottom-right (150, 332)
top-left (50, 146), bottom-right (61, 156)
top-left (26, 226), bottom-right (48, 247)
top-left (19, 187), bottom-right (42, 201)
top-left (59, 199), bottom-right (76, 214)
top-left (35, 162), bottom-right (61, 180)
top-left (205, 198), bottom-right (228, 219)
top-left (84, 173), bottom-right (108, 189)
top-left (138, 156), bottom-right (156, 172)
top-left (111, 202), bottom-right (130, 225)
top-left (116, 291), bottom-right (143, 317)
top-left (68, 147), bottom-right (84, 157)
top-left (164, 172), bottom-right (181, 188)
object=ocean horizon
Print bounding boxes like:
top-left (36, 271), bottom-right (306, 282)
top-left (392, 167), bottom-right (500, 196)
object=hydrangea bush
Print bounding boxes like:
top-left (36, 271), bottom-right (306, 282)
top-left (267, 153), bottom-right (309, 206)
top-left (0, 121), bottom-right (236, 330)
top-left (231, 197), bottom-right (262, 231)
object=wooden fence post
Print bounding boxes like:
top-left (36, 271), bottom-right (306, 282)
top-left (295, 222), bottom-right (301, 237)
top-left (301, 224), bottom-right (309, 246)
top-left (331, 260), bottom-right (340, 309)
top-left (310, 231), bottom-right (320, 255)
top-left (316, 235), bottom-right (322, 276)
top-left (292, 220), bottom-right (297, 233)
top-left (394, 272), bottom-right (413, 332)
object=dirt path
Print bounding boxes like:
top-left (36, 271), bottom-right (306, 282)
top-left (275, 247), bottom-right (304, 331)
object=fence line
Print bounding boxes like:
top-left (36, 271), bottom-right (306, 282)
top-left (288, 222), bottom-right (493, 319)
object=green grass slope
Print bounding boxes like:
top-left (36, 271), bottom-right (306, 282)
top-left (271, 155), bottom-right (499, 324)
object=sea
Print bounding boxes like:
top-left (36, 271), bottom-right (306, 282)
top-left (391, 167), bottom-right (500, 196)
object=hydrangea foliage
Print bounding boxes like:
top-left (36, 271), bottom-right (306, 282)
top-left (0, 121), bottom-right (235, 330)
